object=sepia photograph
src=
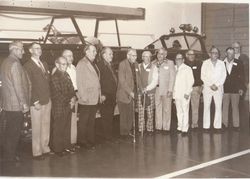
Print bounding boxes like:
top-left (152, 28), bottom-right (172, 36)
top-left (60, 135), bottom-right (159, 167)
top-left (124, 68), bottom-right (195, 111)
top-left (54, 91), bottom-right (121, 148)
top-left (0, 0), bottom-right (249, 178)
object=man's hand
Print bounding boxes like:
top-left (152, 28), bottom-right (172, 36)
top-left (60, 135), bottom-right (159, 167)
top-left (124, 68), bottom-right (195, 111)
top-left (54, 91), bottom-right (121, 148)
top-left (210, 84), bottom-right (218, 91)
top-left (23, 104), bottom-right (29, 113)
top-left (167, 91), bottom-right (173, 98)
top-left (34, 102), bottom-right (41, 110)
top-left (239, 89), bottom-right (244, 96)
top-left (100, 95), bottom-right (106, 103)
top-left (184, 94), bottom-right (189, 100)
top-left (130, 92), bottom-right (135, 99)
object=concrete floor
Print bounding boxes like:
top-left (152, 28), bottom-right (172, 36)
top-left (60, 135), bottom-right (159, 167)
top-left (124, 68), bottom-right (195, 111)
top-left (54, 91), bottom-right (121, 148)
top-left (0, 101), bottom-right (249, 178)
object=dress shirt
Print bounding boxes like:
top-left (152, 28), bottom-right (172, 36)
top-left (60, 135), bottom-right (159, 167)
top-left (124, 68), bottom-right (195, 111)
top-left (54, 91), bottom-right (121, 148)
top-left (144, 63), bottom-right (158, 91)
top-left (224, 58), bottom-right (234, 75)
top-left (201, 58), bottom-right (227, 88)
top-left (66, 64), bottom-right (77, 90)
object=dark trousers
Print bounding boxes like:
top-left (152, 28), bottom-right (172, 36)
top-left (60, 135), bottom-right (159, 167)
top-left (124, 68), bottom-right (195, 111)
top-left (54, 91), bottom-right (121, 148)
top-left (78, 104), bottom-right (97, 144)
top-left (51, 107), bottom-right (71, 153)
top-left (2, 111), bottom-right (23, 160)
top-left (100, 104), bottom-right (115, 139)
top-left (117, 101), bottom-right (134, 135)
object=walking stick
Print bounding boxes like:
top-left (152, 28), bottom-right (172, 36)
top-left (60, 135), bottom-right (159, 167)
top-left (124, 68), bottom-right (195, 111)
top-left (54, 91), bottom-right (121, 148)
top-left (141, 93), bottom-right (146, 138)
top-left (132, 99), bottom-right (136, 143)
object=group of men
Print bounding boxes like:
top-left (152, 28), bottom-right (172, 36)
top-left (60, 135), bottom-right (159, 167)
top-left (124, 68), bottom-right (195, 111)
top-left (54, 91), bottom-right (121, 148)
top-left (0, 40), bottom-right (248, 164)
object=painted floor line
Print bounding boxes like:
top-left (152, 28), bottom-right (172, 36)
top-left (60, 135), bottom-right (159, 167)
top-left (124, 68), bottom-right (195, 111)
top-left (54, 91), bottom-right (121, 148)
top-left (156, 149), bottom-right (250, 178)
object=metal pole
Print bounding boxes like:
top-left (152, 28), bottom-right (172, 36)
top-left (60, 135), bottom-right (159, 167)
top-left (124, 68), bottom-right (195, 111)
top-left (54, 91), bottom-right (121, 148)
top-left (115, 19), bottom-right (121, 47)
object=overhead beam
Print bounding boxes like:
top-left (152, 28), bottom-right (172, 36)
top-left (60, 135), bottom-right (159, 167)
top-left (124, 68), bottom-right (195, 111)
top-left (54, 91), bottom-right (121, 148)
top-left (0, 0), bottom-right (145, 20)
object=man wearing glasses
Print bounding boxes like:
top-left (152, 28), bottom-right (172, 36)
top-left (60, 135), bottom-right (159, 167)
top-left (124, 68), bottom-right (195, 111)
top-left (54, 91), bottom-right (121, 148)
top-left (24, 42), bottom-right (53, 160)
top-left (185, 50), bottom-right (203, 129)
top-left (50, 56), bottom-right (76, 156)
top-left (201, 46), bottom-right (227, 131)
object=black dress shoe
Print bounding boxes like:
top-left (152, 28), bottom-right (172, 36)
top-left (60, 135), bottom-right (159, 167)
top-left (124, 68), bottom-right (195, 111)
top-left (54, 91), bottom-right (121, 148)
top-left (232, 127), bottom-right (240, 131)
top-left (55, 151), bottom-right (67, 157)
top-left (44, 151), bottom-right (55, 156)
top-left (181, 132), bottom-right (188, 136)
top-left (33, 155), bottom-right (45, 160)
top-left (65, 148), bottom-right (76, 154)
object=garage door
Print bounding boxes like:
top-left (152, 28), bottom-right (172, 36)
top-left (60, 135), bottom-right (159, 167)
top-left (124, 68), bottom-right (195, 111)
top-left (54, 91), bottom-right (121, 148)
top-left (202, 3), bottom-right (249, 59)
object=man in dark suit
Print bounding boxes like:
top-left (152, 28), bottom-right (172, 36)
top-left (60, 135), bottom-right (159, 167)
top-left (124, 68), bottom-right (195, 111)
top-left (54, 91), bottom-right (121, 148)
top-left (24, 42), bottom-right (53, 160)
top-left (116, 49), bottom-right (138, 137)
top-left (76, 45), bottom-right (102, 150)
top-left (222, 47), bottom-right (245, 130)
top-left (97, 47), bottom-right (117, 142)
top-left (0, 41), bottom-right (30, 162)
top-left (50, 56), bottom-right (76, 156)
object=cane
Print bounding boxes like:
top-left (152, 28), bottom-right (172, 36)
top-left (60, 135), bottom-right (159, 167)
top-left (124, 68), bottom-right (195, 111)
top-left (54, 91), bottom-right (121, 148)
top-left (141, 93), bottom-right (146, 138)
top-left (132, 99), bottom-right (136, 143)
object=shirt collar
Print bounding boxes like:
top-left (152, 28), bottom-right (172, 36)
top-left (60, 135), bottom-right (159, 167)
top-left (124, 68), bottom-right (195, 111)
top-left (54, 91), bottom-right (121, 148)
top-left (224, 58), bottom-right (234, 64)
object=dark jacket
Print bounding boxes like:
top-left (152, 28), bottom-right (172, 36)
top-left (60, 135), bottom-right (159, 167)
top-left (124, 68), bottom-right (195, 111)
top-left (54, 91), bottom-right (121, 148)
top-left (1, 54), bottom-right (31, 111)
top-left (51, 69), bottom-right (75, 118)
top-left (97, 59), bottom-right (117, 105)
top-left (185, 59), bottom-right (203, 87)
top-left (224, 59), bottom-right (245, 93)
top-left (24, 58), bottom-right (51, 105)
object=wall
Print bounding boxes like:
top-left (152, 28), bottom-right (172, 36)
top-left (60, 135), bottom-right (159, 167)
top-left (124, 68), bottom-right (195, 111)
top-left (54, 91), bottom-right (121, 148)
top-left (0, 1), bottom-right (202, 49)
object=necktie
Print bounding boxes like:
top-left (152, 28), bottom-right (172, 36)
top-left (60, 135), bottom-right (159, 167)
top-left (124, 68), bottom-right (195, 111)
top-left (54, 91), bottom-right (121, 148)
top-left (107, 63), bottom-right (117, 85)
top-left (38, 61), bottom-right (46, 74)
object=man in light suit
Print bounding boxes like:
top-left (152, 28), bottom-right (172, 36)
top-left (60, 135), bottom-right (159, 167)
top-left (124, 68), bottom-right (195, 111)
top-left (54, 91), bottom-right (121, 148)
top-left (116, 49), bottom-right (138, 137)
top-left (201, 46), bottom-right (227, 130)
top-left (24, 42), bottom-right (53, 160)
top-left (0, 41), bottom-right (30, 162)
top-left (153, 48), bottom-right (175, 133)
top-left (76, 45), bottom-right (102, 150)
top-left (173, 53), bottom-right (194, 134)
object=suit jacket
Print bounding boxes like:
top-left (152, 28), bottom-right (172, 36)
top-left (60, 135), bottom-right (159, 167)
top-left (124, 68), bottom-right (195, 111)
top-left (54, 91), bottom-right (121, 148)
top-left (224, 59), bottom-right (246, 93)
top-left (0, 54), bottom-right (31, 111)
top-left (24, 58), bottom-right (50, 105)
top-left (76, 56), bottom-right (101, 105)
top-left (51, 69), bottom-right (75, 118)
top-left (97, 59), bottom-right (117, 105)
top-left (1, 55), bottom-right (30, 111)
top-left (152, 59), bottom-right (176, 96)
top-left (116, 59), bottom-right (139, 104)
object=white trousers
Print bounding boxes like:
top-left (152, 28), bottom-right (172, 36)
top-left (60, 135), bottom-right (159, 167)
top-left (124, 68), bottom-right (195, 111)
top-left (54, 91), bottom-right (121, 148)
top-left (175, 98), bottom-right (190, 132)
top-left (30, 100), bottom-right (51, 156)
top-left (203, 90), bottom-right (223, 129)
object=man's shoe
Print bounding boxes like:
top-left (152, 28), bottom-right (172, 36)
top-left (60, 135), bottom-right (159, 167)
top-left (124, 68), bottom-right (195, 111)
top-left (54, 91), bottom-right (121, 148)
top-left (33, 155), bottom-right (45, 160)
top-left (232, 127), bottom-right (240, 131)
top-left (65, 148), bottom-right (76, 154)
top-left (44, 151), bottom-right (55, 156)
top-left (55, 151), bottom-right (67, 157)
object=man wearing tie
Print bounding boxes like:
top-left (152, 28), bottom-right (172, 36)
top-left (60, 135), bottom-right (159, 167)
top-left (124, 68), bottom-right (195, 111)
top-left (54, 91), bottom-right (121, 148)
top-left (97, 47), bottom-right (118, 142)
top-left (24, 42), bottom-right (53, 160)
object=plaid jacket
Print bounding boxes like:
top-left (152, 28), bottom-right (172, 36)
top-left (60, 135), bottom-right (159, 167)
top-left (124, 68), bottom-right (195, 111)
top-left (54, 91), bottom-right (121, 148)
top-left (51, 69), bottom-right (75, 118)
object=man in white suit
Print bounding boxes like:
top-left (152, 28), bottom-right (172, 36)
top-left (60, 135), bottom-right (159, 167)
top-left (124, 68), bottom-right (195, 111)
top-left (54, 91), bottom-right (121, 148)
top-left (173, 53), bottom-right (194, 134)
top-left (76, 45), bottom-right (102, 150)
top-left (201, 46), bottom-right (227, 130)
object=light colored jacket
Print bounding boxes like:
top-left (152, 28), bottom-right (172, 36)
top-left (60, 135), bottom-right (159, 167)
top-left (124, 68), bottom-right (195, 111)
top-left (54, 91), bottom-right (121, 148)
top-left (76, 57), bottom-right (101, 105)
top-left (201, 58), bottom-right (227, 94)
top-left (153, 59), bottom-right (176, 96)
top-left (1, 54), bottom-right (31, 111)
top-left (173, 63), bottom-right (194, 99)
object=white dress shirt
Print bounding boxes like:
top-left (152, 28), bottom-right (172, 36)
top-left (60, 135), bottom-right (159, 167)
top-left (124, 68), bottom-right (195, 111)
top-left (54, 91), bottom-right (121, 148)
top-left (173, 63), bottom-right (194, 99)
top-left (145, 63), bottom-right (159, 91)
top-left (201, 58), bottom-right (227, 92)
top-left (224, 58), bottom-right (234, 74)
top-left (67, 64), bottom-right (77, 90)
